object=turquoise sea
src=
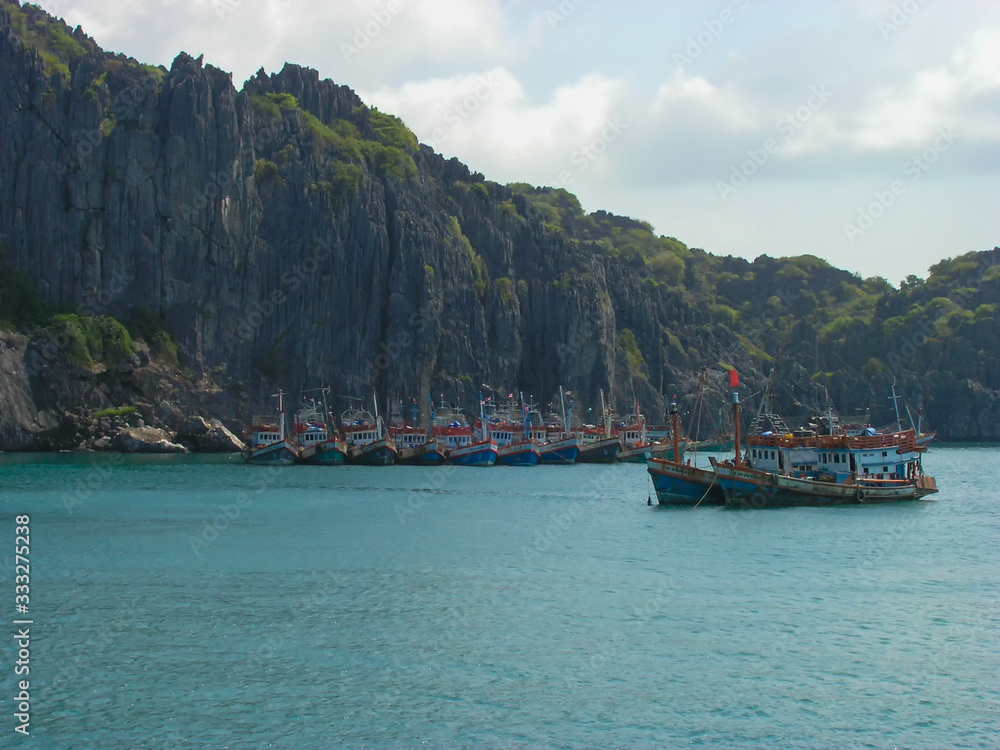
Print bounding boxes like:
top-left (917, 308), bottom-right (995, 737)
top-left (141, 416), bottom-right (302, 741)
top-left (1, 447), bottom-right (998, 748)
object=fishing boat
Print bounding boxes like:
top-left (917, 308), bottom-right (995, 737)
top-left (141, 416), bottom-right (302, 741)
top-left (293, 388), bottom-right (348, 464)
top-left (645, 439), bottom-right (686, 461)
top-left (391, 424), bottom-right (445, 465)
top-left (687, 434), bottom-right (735, 453)
top-left (389, 399), bottom-right (445, 465)
top-left (476, 392), bottom-right (539, 466)
top-left (616, 402), bottom-right (663, 462)
top-left (242, 390), bottom-right (298, 465)
top-left (575, 389), bottom-right (622, 463)
top-left (710, 370), bottom-right (938, 508)
top-left (647, 372), bottom-right (726, 506)
top-left (536, 387), bottom-right (581, 464)
top-left (433, 397), bottom-right (497, 466)
top-left (711, 455), bottom-right (938, 508)
top-left (341, 393), bottom-right (397, 466)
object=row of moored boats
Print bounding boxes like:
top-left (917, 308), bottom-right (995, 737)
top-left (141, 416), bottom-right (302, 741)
top-left (242, 388), bottom-right (704, 468)
top-left (243, 373), bottom-right (940, 509)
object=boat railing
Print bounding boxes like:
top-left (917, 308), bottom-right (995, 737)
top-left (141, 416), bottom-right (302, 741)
top-left (750, 429), bottom-right (920, 452)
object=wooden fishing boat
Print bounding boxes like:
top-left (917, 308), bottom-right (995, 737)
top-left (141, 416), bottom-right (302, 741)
top-left (711, 371), bottom-right (938, 508)
top-left (391, 424), bottom-right (445, 465)
top-left (242, 390), bottom-right (298, 465)
top-left (537, 387), bottom-right (581, 464)
top-left (293, 388), bottom-right (347, 465)
top-left (387, 399), bottom-right (445, 465)
top-left (646, 397), bottom-right (724, 506)
top-left (341, 394), bottom-right (396, 466)
top-left (616, 403), bottom-right (658, 462)
top-left (575, 390), bottom-right (622, 463)
top-left (433, 402), bottom-right (497, 466)
top-left (476, 392), bottom-right (540, 466)
top-left (710, 458), bottom-right (938, 508)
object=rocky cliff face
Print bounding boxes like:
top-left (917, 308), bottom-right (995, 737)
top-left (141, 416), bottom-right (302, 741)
top-left (0, 4), bottom-right (739, 436)
top-left (1, 2), bottom-right (997, 447)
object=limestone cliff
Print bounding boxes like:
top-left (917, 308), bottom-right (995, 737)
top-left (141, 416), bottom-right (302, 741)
top-left (1, 1), bottom-right (998, 447)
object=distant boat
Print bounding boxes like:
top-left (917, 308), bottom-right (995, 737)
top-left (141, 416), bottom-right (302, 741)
top-left (645, 440), bottom-right (686, 461)
top-left (391, 424), bottom-right (445, 465)
top-left (536, 387), bottom-right (581, 464)
top-left (687, 435), bottom-right (735, 453)
top-left (433, 398), bottom-right (497, 466)
top-left (243, 390), bottom-right (298, 465)
top-left (341, 392), bottom-right (396, 466)
top-left (575, 389), bottom-right (622, 463)
top-left (390, 399), bottom-right (445, 465)
top-left (615, 402), bottom-right (660, 462)
top-left (477, 392), bottom-right (539, 466)
top-left (293, 388), bottom-right (347, 465)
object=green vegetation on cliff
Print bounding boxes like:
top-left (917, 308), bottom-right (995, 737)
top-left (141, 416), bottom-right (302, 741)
top-left (3, 1), bottom-right (97, 80)
top-left (2, 0), bottom-right (998, 441)
top-left (249, 94), bottom-right (417, 181)
top-left (47, 314), bottom-right (135, 367)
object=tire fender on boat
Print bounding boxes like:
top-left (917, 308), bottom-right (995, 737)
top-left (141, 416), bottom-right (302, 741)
top-left (856, 488), bottom-right (866, 503)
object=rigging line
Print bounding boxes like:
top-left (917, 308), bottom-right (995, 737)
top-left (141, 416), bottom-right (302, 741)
top-left (692, 471), bottom-right (718, 509)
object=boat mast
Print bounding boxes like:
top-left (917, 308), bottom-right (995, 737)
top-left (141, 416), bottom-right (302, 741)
top-left (730, 370), bottom-right (743, 467)
top-left (277, 389), bottom-right (286, 442)
top-left (478, 390), bottom-right (486, 438)
top-left (635, 401), bottom-right (645, 444)
top-left (372, 388), bottom-right (383, 440)
top-left (560, 386), bottom-right (569, 433)
top-left (519, 392), bottom-right (530, 440)
top-left (600, 389), bottom-right (610, 438)
top-left (671, 400), bottom-right (680, 464)
top-left (321, 387), bottom-right (333, 438)
top-left (890, 378), bottom-right (903, 433)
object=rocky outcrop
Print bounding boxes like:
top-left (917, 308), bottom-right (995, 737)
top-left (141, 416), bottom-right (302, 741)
top-left (0, 332), bottom-right (47, 449)
top-left (175, 415), bottom-right (243, 452)
top-left (111, 426), bottom-right (188, 453)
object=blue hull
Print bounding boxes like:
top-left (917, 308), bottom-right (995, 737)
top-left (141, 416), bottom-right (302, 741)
top-left (650, 473), bottom-right (722, 505)
top-left (449, 447), bottom-right (498, 466)
top-left (397, 451), bottom-right (446, 466)
top-left (539, 445), bottom-right (580, 464)
top-left (647, 459), bottom-right (723, 506)
top-left (244, 441), bottom-right (297, 465)
top-left (498, 447), bottom-right (540, 466)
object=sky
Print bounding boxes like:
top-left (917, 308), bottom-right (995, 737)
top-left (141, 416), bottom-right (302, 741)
top-left (37, 0), bottom-right (1000, 283)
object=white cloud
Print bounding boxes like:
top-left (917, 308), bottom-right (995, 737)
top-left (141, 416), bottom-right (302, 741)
top-left (650, 72), bottom-right (759, 134)
top-left (361, 69), bottom-right (630, 187)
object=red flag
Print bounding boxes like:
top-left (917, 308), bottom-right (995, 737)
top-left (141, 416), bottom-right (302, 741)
top-left (730, 369), bottom-right (740, 389)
